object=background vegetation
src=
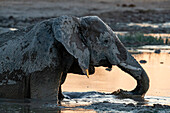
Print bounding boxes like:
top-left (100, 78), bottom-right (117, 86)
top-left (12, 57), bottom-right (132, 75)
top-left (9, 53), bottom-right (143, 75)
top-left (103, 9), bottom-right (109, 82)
top-left (118, 33), bottom-right (169, 47)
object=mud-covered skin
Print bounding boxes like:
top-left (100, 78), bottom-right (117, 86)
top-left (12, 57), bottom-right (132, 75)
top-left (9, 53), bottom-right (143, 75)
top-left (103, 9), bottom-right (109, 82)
top-left (0, 17), bottom-right (73, 101)
top-left (0, 16), bottom-right (95, 101)
top-left (80, 16), bottom-right (149, 97)
top-left (58, 62), bottom-right (95, 102)
top-left (0, 15), bottom-right (149, 102)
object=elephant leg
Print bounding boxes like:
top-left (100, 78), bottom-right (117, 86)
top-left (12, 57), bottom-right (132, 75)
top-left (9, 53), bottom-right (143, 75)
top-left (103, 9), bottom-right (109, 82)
top-left (0, 76), bottom-right (30, 99)
top-left (30, 67), bottom-right (62, 103)
top-left (0, 80), bottom-right (25, 99)
top-left (58, 73), bottom-right (67, 102)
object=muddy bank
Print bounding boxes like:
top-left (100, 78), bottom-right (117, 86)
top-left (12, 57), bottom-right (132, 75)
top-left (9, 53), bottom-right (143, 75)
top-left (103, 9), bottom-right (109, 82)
top-left (0, 10), bottom-right (169, 34)
top-left (0, 0), bottom-right (170, 33)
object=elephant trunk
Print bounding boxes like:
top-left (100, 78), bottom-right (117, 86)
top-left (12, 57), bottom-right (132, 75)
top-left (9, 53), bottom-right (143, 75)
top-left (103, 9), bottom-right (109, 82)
top-left (116, 52), bottom-right (149, 97)
top-left (131, 70), bottom-right (149, 96)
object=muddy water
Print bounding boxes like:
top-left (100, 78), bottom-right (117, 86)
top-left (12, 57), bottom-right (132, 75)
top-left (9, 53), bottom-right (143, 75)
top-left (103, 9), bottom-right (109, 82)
top-left (127, 22), bottom-right (170, 29)
top-left (64, 52), bottom-right (170, 97)
top-left (134, 52), bottom-right (170, 97)
top-left (63, 52), bottom-right (170, 105)
top-left (0, 52), bottom-right (170, 112)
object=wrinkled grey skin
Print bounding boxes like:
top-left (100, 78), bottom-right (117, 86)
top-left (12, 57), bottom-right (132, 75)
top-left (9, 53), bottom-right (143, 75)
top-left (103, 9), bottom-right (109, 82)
top-left (0, 16), bottom-right (149, 103)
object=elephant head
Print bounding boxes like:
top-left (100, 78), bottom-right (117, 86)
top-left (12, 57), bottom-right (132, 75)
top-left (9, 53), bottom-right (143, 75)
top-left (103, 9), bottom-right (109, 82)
top-left (52, 16), bottom-right (149, 97)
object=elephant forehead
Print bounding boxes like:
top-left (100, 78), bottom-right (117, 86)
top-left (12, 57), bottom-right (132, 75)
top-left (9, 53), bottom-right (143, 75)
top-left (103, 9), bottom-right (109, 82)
top-left (80, 16), bottom-right (108, 32)
top-left (91, 21), bottom-right (108, 32)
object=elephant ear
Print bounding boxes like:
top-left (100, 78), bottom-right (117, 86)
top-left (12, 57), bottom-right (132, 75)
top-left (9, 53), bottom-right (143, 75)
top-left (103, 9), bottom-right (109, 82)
top-left (52, 16), bottom-right (90, 74)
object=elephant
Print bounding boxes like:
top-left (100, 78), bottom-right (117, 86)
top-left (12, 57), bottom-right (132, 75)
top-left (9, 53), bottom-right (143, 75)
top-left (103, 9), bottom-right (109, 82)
top-left (0, 15), bottom-right (149, 103)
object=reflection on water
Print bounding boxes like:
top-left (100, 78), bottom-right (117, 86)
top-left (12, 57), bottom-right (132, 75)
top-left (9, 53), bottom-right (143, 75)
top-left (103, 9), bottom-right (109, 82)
top-left (134, 52), bottom-right (170, 97)
top-left (64, 52), bottom-right (170, 97)
top-left (127, 22), bottom-right (170, 28)
top-left (1, 91), bottom-right (170, 112)
top-left (0, 52), bottom-right (170, 112)
top-left (139, 45), bottom-right (170, 49)
top-left (62, 91), bottom-right (145, 106)
top-left (145, 96), bottom-right (170, 106)
top-left (0, 98), bottom-right (96, 113)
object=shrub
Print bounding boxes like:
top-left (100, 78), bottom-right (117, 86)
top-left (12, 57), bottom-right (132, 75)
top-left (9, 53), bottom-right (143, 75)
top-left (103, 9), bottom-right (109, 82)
top-left (118, 33), bottom-right (165, 47)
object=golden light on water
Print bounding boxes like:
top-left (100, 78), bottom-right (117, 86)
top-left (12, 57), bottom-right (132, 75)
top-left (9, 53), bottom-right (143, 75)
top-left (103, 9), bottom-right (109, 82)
top-left (134, 53), bottom-right (170, 96)
top-left (63, 52), bottom-right (170, 97)
top-left (144, 33), bottom-right (170, 38)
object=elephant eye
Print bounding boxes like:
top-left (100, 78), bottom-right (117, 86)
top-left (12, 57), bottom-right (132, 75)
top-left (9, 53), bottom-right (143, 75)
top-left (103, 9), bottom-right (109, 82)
top-left (104, 40), bottom-right (108, 43)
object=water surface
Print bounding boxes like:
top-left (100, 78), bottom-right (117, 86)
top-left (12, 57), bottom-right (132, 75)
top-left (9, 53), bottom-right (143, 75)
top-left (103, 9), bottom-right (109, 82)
top-left (0, 51), bottom-right (170, 112)
top-left (63, 51), bottom-right (170, 102)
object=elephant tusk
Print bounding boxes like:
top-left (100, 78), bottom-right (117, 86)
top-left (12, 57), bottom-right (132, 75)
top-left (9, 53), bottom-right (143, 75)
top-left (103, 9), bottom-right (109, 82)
top-left (119, 62), bottom-right (141, 71)
top-left (85, 69), bottom-right (89, 78)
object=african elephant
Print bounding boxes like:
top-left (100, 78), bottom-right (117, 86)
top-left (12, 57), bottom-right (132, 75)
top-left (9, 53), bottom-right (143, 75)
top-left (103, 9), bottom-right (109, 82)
top-left (0, 15), bottom-right (149, 103)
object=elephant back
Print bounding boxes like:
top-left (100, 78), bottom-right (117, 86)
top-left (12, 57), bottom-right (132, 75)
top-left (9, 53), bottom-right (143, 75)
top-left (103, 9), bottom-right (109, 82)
top-left (0, 20), bottom-right (59, 81)
top-left (0, 26), bottom-right (33, 47)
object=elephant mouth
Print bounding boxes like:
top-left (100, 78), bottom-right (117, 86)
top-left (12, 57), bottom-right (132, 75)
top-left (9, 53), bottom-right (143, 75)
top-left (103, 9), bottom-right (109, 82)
top-left (96, 58), bottom-right (113, 70)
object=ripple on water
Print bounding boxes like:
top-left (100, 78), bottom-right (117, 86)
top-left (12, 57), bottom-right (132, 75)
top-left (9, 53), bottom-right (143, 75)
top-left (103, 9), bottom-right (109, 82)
top-left (0, 92), bottom-right (170, 112)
